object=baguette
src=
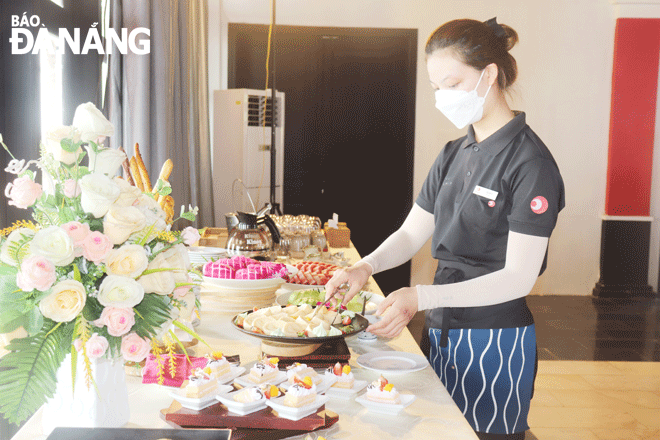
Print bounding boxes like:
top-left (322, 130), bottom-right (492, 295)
top-left (152, 159), bottom-right (174, 194)
top-left (129, 157), bottom-right (144, 191)
top-left (134, 143), bottom-right (152, 192)
top-left (118, 147), bottom-right (135, 186)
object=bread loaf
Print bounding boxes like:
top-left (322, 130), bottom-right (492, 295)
top-left (129, 157), bottom-right (144, 191)
top-left (153, 159), bottom-right (173, 194)
top-left (134, 143), bottom-right (151, 192)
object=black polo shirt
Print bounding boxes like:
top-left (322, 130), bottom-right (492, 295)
top-left (416, 112), bottom-right (565, 334)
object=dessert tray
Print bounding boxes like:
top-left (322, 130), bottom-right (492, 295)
top-left (265, 395), bottom-right (331, 421)
top-left (279, 375), bottom-right (337, 395)
top-left (234, 370), bottom-right (288, 388)
top-left (168, 384), bottom-right (234, 411)
top-left (161, 396), bottom-right (339, 437)
top-left (324, 379), bottom-right (368, 400)
top-left (355, 393), bottom-right (416, 415)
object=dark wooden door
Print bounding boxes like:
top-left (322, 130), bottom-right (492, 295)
top-left (229, 24), bottom-right (417, 293)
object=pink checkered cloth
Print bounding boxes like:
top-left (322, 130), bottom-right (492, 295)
top-left (141, 354), bottom-right (208, 387)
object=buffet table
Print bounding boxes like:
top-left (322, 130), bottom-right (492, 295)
top-left (12, 245), bottom-right (478, 440)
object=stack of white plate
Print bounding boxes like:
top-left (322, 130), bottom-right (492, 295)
top-left (188, 246), bottom-right (227, 266)
top-left (199, 276), bottom-right (286, 314)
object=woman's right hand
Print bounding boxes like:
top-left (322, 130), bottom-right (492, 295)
top-left (324, 261), bottom-right (373, 307)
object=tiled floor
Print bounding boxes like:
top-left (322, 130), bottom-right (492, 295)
top-left (407, 295), bottom-right (660, 439)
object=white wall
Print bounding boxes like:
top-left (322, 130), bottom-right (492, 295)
top-left (214, 0), bottom-right (619, 296)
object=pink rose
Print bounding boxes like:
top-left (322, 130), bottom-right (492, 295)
top-left (81, 231), bottom-right (113, 263)
top-left (74, 338), bottom-right (83, 352)
top-left (173, 284), bottom-right (193, 299)
top-left (62, 221), bottom-right (91, 257)
top-left (63, 179), bottom-right (81, 198)
top-left (85, 333), bottom-right (109, 359)
top-left (16, 255), bottom-right (56, 292)
top-left (181, 227), bottom-right (200, 246)
top-left (94, 307), bottom-right (135, 337)
top-left (121, 332), bottom-right (151, 362)
top-left (5, 176), bottom-right (42, 209)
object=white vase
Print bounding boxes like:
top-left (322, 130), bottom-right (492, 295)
top-left (41, 353), bottom-right (130, 435)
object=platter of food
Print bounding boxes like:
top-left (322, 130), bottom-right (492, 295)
top-left (286, 261), bottom-right (342, 286)
top-left (232, 304), bottom-right (369, 344)
top-left (201, 255), bottom-right (297, 290)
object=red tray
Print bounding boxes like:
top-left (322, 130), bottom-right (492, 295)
top-left (160, 400), bottom-right (338, 440)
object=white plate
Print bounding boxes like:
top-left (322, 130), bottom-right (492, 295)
top-left (189, 246), bottom-right (227, 254)
top-left (203, 275), bottom-right (287, 291)
top-left (281, 283), bottom-right (326, 291)
top-left (355, 393), bottom-right (416, 415)
top-left (356, 351), bottom-right (428, 374)
top-left (280, 374), bottom-right (337, 395)
top-left (234, 370), bottom-right (287, 388)
top-left (215, 389), bottom-right (268, 415)
top-left (215, 366), bottom-right (246, 384)
top-left (168, 384), bottom-right (233, 410)
top-left (324, 379), bottom-right (368, 400)
top-left (266, 394), bottom-right (330, 421)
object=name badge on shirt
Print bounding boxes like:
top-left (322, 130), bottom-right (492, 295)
top-left (473, 185), bottom-right (498, 201)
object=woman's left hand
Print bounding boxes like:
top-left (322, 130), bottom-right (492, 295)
top-left (366, 287), bottom-right (418, 338)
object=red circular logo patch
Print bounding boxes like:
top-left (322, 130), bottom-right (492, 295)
top-left (530, 196), bottom-right (548, 214)
top-left (488, 200), bottom-right (496, 208)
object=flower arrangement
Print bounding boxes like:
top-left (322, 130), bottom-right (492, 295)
top-left (0, 103), bottom-right (201, 425)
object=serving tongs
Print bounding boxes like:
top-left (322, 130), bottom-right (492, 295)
top-left (310, 282), bottom-right (351, 323)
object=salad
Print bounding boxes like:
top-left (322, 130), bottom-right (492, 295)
top-left (287, 289), bottom-right (371, 313)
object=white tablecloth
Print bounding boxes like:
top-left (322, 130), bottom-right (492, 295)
top-left (12, 245), bottom-right (478, 440)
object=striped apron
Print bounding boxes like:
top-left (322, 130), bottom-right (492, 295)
top-left (428, 325), bottom-right (536, 435)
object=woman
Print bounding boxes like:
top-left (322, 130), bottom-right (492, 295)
top-left (325, 17), bottom-right (565, 440)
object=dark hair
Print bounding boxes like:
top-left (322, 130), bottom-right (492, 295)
top-left (425, 18), bottom-right (519, 90)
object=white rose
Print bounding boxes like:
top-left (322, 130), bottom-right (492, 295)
top-left (160, 243), bottom-right (190, 284)
top-left (39, 280), bottom-right (86, 322)
top-left (130, 195), bottom-right (167, 242)
top-left (0, 228), bottom-right (35, 266)
top-left (104, 244), bottom-right (149, 278)
top-left (97, 275), bottom-right (145, 308)
top-left (72, 102), bottom-right (114, 142)
top-left (85, 145), bottom-right (126, 176)
top-left (80, 174), bottom-right (121, 218)
top-left (30, 226), bottom-right (75, 266)
top-left (137, 253), bottom-right (176, 295)
top-left (112, 177), bottom-right (142, 207)
top-left (103, 206), bottom-right (146, 245)
top-left (43, 125), bottom-right (82, 165)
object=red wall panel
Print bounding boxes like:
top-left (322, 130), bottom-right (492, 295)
top-left (605, 18), bottom-right (660, 216)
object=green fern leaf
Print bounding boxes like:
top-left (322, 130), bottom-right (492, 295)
top-left (132, 294), bottom-right (172, 339)
top-left (0, 320), bottom-right (71, 424)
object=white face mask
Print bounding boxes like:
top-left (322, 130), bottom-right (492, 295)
top-left (434, 70), bottom-right (492, 129)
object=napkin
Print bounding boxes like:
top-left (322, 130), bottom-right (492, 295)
top-left (141, 353), bottom-right (208, 387)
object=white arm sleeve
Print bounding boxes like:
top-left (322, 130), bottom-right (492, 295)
top-left (359, 203), bottom-right (435, 275)
top-left (416, 231), bottom-right (548, 309)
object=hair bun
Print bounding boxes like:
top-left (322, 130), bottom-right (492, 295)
top-left (500, 24), bottom-right (519, 51)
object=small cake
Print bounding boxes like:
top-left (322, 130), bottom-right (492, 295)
top-left (203, 351), bottom-right (231, 378)
top-left (232, 386), bottom-right (265, 403)
top-left (325, 362), bottom-right (355, 389)
top-left (366, 375), bottom-right (400, 404)
top-left (248, 357), bottom-right (279, 383)
top-left (283, 376), bottom-right (317, 408)
top-left (286, 362), bottom-right (322, 385)
top-left (184, 368), bottom-right (217, 398)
